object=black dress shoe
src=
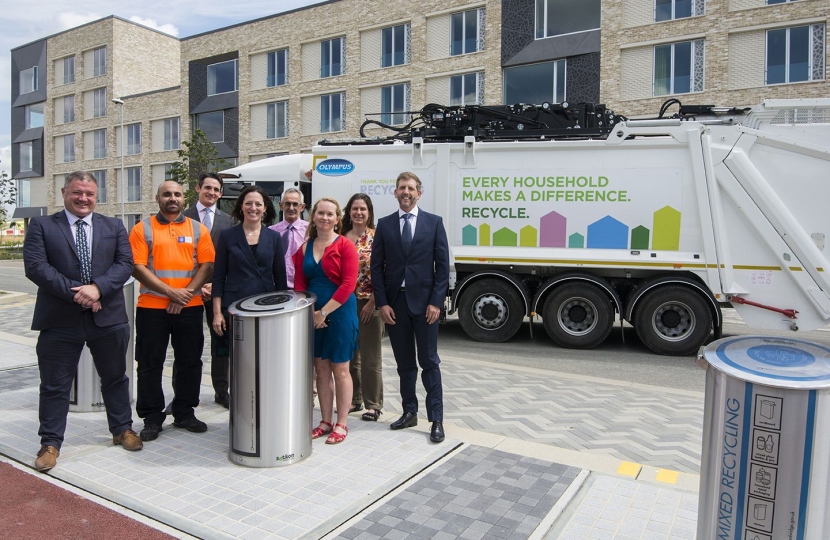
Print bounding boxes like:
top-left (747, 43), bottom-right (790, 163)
top-left (215, 393), bottom-right (230, 409)
top-left (390, 411), bottom-right (418, 430)
top-left (430, 421), bottom-right (445, 443)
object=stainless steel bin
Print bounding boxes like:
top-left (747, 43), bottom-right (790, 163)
top-left (696, 336), bottom-right (830, 540)
top-left (69, 277), bottom-right (136, 412)
top-left (228, 291), bottom-right (315, 467)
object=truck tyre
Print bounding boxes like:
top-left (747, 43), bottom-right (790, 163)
top-left (633, 285), bottom-right (712, 356)
top-left (542, 283), bottom-right (614, 349)
top-left (457, 279), bottom-right (524, 343)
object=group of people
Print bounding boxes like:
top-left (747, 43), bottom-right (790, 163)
top-left (23, 168), bottom-right (449, 472)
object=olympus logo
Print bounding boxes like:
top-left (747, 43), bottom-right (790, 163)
top-left (316, 159), bottom-right (355, 176)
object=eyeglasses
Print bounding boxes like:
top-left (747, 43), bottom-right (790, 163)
top-left (282, 202), bottom-right (302, 208)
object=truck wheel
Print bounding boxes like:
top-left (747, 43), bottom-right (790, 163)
top-left (633, 285), bottom-right (712, 356)
top-left (457, 279), bottom-right (524, 343)
top-left (542, 283), bottom-right (614, 349)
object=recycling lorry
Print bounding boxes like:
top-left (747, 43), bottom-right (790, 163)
top-left (220, 98), bottom-right (830, 356)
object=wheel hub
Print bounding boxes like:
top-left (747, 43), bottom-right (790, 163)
top-left (473, 295), bottom-right (507, 329)
top-left (653, 302), bottom-right (695, 341)
top-left (558, 298), bottom-right (597, 336)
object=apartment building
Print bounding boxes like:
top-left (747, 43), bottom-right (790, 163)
top-left (10, 16), bottom-right (180, 221)
top-left (603, 0), bottom-right (829, 116)
top-left (179, 0), bottom-right (504, 163)
top-left (10, 0), bottom-right (826, 220)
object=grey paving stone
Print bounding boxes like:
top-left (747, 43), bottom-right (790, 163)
top-left (338, 446), bottom-right (580, 539)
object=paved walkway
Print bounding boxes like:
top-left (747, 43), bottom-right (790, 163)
top-left (0, 297), bottom-right (704, 539)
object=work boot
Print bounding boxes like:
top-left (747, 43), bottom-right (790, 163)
top-left (35, 445), bottom-right (59, 472)
top-left (113, 429), bottom-right (143, 451)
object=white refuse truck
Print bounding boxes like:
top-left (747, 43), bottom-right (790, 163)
top-left (222, 99), bottom-right (830, 356)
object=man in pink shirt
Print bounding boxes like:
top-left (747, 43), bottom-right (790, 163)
top-left (269, 188), bottom-right (308, 289)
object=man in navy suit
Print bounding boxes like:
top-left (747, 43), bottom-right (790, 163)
top-left (371, 171), bottom-right (450, 443)
top-left (24, 170), bottom-right (141, 472)
top-left (183, 172), bottom-right (234, 408)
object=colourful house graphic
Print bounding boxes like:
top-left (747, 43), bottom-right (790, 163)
top-left (461, 206), bottom-right (681, 250)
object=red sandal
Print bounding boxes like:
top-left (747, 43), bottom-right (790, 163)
top-left (312, 421), bottom-right (333, 439)
top-left (325, 423), bottom-right (348, 445)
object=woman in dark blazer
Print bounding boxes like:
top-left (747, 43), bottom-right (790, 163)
top-left (211, 185), bottom-right (288, 337)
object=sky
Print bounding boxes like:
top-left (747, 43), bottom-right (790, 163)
top-left (0, 0), bottom-right (324, 183)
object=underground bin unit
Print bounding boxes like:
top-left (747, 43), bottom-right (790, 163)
top-left (70, 277), bottom-right (136, 412)
top-left (228, 291), bottom-right (315, 467)
top-left (696, 336), bottom-right (830, 539)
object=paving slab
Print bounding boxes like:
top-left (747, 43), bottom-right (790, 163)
top-left (0, 383), bottom-right (460, 539)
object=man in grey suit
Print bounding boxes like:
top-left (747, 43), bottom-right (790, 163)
top-left (183, 172), bottom-right (235, 407)
top-left (24, 170), bottom-right (141, 472)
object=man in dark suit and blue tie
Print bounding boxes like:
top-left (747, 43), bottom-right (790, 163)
top-left (183, 172), bottom-right (234, 408)
top-left (24, 170), bottom-right (141, 472)
top-left (371, 171), bottom-right (450, 443)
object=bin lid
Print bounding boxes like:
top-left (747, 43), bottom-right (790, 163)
top-left (701, 335), bottom-right (830, 389)
top-left (228, 290), bottom-right (316, 316)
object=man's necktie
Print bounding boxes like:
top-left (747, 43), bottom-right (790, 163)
top-left (402, 213), bottom-right (412, 253)
top-left (203, 209), bottom-right (212, 231)
top-left (283, 225), bottom-right (295, 255)
top-left (76, 221), bottom-right (92, 285)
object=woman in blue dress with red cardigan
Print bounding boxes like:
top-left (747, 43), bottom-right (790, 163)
top-left (293, 197), bottom-right (359, 444)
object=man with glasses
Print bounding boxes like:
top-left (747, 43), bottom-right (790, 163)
top-left (268, 188), bottom-right (307, 289)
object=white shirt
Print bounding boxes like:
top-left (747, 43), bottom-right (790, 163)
top-left (398, 206), bottom-right (419, 288)
top-left (65, 210), bottom-right (93, 259)
top-left (398, 206), bottom-right (419, 237)
top-left (196, 201), bottom-right (215, 230)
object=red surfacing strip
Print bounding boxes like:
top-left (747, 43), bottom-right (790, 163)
top-left (0, 461), bottom-right (175, 540)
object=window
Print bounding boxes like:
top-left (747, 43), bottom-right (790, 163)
top-left (20, 66), bottom-right (37, 94)
top-left (535, 0), bottom-right (600, 39)
top-left (17, 180), bottom-right (31, 208)
top-left (320, 93), bottom-right (344, 133)
top-left (267, 102), bottom-right (288, 139)
top-left (381, 83), bottom-right (409, 125)
top-left (125, 214), bottom-right (142, 228)
top-left (321, 37), bottom-right (344, 78)
top-left (654, 40), bottom-right (705, 96)
top-left (164, 118), bottom-right (180, 150)
top-left (93, 88), bottom-right (106, 117)
top-left (92, 170), bottom-right (107, 203)
top-left (63, 56), bottom-right (75, 84)
top-left (267, 49), bottom-right (288, 87)
top-left (382, 24), bottom-right (409, 67)
top-left (195, 111), bottom-right (224, 143)
top-left (451, 9), bottom-right (484, 55)
top-left (504, 60), bottom-right (566, 105)
top-left (25, 103), bottom-right (44, 129)
top-left (655, 0), bottom-right (692, 22)
top-left (450, 73), bottom-right (483, 106)
top-left (93, 46), bottom-right (106, 76)
top-left (767, 0), bottom-right (799, 4)
top-left (164, 163), bottom-right (175, 181)
top-left (63, 134), bottom-right (76, 162)
top-left (766, 24), bottom-right (826, 85)
top-left (126, 123), bottom-right (141, 155)
top-left (127, 167), bottom-right (142, 202)
top-left (208, 59), bottom-right (238, 95)
top-left (63, 95), bottom-right (75, 124)
top-left (93, 129), bottom-right (107, 159)
top-left (20, 142), bottom-right (33, 172)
